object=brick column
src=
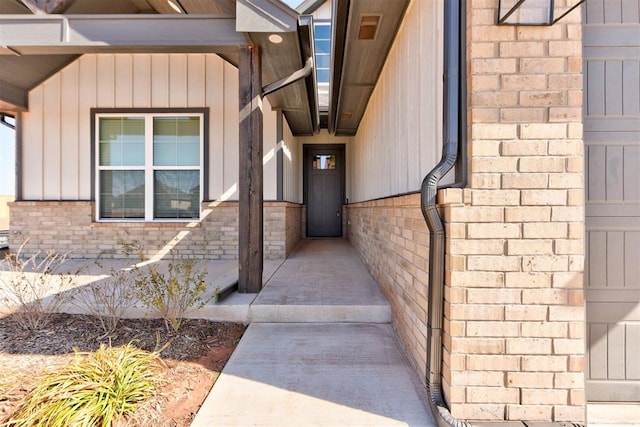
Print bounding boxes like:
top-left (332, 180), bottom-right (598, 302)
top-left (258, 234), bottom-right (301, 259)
top-left (440, 1), bottom-right (585, 422)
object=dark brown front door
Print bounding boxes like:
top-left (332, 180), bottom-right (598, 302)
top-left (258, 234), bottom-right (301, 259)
top-left (305, 145), bottom-right (344, 237)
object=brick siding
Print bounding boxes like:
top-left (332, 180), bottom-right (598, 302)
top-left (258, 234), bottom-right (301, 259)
top-left (8, 201), bottom-right (301, 260)
top-left (346, 193), bottom-right (430, 379)
top-left (437, 0), bottom-right (586, 422)
top-left (284, 203), bottom-right (303, 256)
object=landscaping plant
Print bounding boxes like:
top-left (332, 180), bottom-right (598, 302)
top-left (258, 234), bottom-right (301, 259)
top-left (0, 242), bottom-right (76, 330)
top-left (116, 233), bottom-right (211, 332)
top-left (71, 263), bottom-right (137, 338)
top-left (133, 256), bottom-right (209, 332)
top-left (6, 343), bottom-right (163, 427)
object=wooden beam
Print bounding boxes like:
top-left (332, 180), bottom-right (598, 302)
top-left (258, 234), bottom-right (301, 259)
top-left (238, 45), bottom-right (264, 293)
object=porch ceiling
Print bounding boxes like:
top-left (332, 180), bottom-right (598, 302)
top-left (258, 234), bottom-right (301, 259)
top-left (0, 0), bottom-right (318, 135)
top-left (329, 0), bottom-right (409, 136)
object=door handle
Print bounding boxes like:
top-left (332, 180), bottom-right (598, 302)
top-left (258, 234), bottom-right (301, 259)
top-left (336, 209), bottom-right (340, 217)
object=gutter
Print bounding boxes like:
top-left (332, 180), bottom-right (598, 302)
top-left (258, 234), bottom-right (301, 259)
top-left (420, 1), bottom-right (471, 426)
top-left (262, 56), bottom-right (314, 97)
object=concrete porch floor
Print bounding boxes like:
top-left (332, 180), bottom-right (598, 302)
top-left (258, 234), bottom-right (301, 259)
top-left (1, 238), bottom-right (391, 324)
top-left (251, 238), bottom-right (391, 323)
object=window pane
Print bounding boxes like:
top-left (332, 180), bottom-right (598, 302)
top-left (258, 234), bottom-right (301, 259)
top-left (315, 39), bottom-right (330, 54)
top-left (153, 116), bottom-right (200, 166)
top-left (316, 54), bottom-right (330, 69)
top-left (99, 170), bottom-right (145, 218)
top-left (99, 117), bottom-right (144, 166)
top-left (316, 69), bottom-right (330, 84)
top-left (314, 23), bottom-right (331, 40)
top-left (312, 154), bottom-right (336, 170)
top-left (154, 170), bottom-right (200, 219)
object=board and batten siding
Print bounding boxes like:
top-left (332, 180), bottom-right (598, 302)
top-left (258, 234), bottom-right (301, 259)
top-left (313, 0), bottom-right (331, 20)
top-left (583, 0), bottom-right (640, 402)
top-left (21, 53), bottom-right (281, 202)
top-left (281, 116), bottom-right (302, 203)
top-left (349, 0), bottom-right (444, 203)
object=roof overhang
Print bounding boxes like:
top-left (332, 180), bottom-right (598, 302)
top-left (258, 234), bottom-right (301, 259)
top-left (329, 0), bottom-right (409, 136)
top-left (0, 0), bottom-right (319, 135)
top-left (238, 0), bottom-right (319, 135)
top-left (296, 0), bottom-right (325, 14)
top-left (253, 14), bottom-right (318, 136)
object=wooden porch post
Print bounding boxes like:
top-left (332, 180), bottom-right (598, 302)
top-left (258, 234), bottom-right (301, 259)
top-left (238, 45), bottom-right (263, 293)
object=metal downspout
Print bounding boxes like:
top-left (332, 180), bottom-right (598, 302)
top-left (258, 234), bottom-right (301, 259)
top-left (420, 1), bottom-right (472, 426)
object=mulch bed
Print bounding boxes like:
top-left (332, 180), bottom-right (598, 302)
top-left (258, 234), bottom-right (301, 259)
top-left (0, 313), bottom-right (246, 426)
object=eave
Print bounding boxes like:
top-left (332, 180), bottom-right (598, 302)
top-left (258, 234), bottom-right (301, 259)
top-left (296, 0), bottom-right (325, 14)
top-left (256, 14), bottom-right (318, 136)
top-left (238, 0), bottom-right (319, 135)
top-left (0, 0), bottom-right (319, 135)
top-left (329, 0), bottom-right (409, 136)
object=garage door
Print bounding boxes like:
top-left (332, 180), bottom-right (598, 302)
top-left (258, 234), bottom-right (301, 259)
top-left (584, 0), bottom-right (640, 402)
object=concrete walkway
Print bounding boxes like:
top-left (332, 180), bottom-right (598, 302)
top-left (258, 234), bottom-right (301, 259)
top-left (192, 238), bottom-right (436, 426)
top-left (251, 238), bottom-right (391, 323)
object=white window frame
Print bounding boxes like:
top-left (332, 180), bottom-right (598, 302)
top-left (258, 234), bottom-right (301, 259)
top-left (95, 112), bottom-right (204, 222)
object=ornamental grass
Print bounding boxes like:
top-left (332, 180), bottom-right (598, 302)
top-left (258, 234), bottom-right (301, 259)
top-left (7, 343), bottom-right (163, 427)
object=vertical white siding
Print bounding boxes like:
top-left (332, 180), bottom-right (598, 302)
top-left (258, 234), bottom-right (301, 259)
top-left (132, 55), bottom-right (151, 108)
top-left (187, 55), bottom-right (206, 106)
top-left (22, 82), bottom-right (43, 200)
top-left (77, 55), bottom-right (97, 198)
top-left (42, 74), bottom-right (61, 199)
top-left (349, 0), bottom-right (443, 202)
top-left (60, 61), bottom-right (79, 199)
top-left (114, 55), bottom-right (133, 107)
top-left (150, 55), bottom-right (169, 108)
top-left (207, 54), bottom-right (225, 199)
top-left (169, 54), bottom-right (188, 108)
top-left (313, 0), bottom-right (332, 20)
top-left (263, 98), bottom-right (278, 200)
top-left (21, 53), bottom-right (279, 202)
top-left (221, 59), bottom-right (239, 200)
top-left (281, 117), bottom-right (302, 203)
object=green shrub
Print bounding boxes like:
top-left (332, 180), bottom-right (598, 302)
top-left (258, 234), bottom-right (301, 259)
top-left (133, 256), bottom-right (209, 332)
top-left (115, 233), bottom-right (211, 332)
top-left (7, 343), bottom-right (162, 427)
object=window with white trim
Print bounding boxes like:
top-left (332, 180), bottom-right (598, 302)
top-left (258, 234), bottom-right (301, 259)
top-left (96, 113), bottom-right (203, 221)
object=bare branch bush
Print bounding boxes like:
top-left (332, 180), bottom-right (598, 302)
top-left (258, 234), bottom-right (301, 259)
top-left (0, 242), bottom-right (76, 330)
top-left (70, 263), bottom-right (137, 338)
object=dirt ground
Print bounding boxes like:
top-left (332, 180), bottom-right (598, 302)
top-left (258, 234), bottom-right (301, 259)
top-left (0, 313), bottom-right (246, 426)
